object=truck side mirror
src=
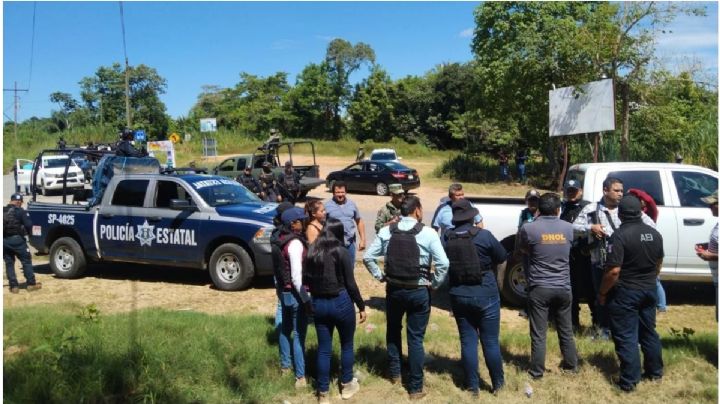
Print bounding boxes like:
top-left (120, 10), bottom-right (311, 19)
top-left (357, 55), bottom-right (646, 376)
top-left (170, 199), bottom-right (196, 211)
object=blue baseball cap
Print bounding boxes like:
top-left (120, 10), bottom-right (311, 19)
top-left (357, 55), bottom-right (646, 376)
top-left (564, 179), bottom-right (581, 191)
top-left (281, 207), bottom-right (307, 225)
top-left (10, 193), bottom-right (23, 201)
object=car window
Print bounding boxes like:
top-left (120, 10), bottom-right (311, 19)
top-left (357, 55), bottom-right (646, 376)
top-left (382, 161), bottom-right (408, 170)
top-left (254, 157), bottom-right (266, 169)
top-left (371, 152), bottom-right (396, 160)
top-left (608, 170), bottom-right (664, 206)
top-left (235, 159), bottom-right (247, 171)
top-left (368, 163), bottom-right (380, 172)
top-left (218, 159), bottom-right (235, 172)
top-left (155, 180), bottom-right (195, 208)
top-left (111, 180), bottom-right (149, 207)
top-left (672, 171), bottom-right (718, 207)
top-left (188, 177), bottom-right (261, 206)
top-left (347, 163), bottom-right (363, 172)
top-left (44, 157), bottom-right (76, 169)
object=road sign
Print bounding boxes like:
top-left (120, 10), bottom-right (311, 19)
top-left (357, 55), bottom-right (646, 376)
top-left (169, 133), bottom-right (181, 143)
top-left (134, 130), bottom-right (146, 141)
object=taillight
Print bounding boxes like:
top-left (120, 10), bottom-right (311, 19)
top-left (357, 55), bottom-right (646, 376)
top-left (391, 171), bottom-right (407, 180)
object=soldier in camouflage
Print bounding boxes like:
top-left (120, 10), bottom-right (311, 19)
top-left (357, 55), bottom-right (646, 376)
top-left (374, 184), bottom-right (405, 232)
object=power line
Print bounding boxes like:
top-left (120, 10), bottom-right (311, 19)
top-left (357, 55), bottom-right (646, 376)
top-left (28, 2), bottom-right (37, 89)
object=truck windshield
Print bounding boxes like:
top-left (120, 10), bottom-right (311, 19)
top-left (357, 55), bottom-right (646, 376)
top-left (44, 157), bottom-right (77, 169)
top-left (189, 178), bottom-right (261, 206)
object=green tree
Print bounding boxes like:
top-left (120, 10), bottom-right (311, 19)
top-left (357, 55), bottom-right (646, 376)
top-left (389, 75), bottom-right (434, 145)
top-left (325, 38), bottom-right (376, 139)
top-left (347, 66), bottom-right (394, 142)
top-left (79, 63), bottom-right (169, 137)
top-left (286, 62), bottom-right (336, 139)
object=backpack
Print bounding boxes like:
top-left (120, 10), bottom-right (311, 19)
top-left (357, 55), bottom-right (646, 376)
top-left (445, 227), bottom-right (485, 287)
top-left (3, 205), bottom-right (24, 237)
top-left (274, 231), bottom-right (307, 289)
top-left (385, 222), bottom-right (426, 282)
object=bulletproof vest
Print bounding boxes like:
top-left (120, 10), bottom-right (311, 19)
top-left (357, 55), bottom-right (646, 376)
top-left (282, 171), bottom-right (299, 191)
top-left (560, 200), bottom-right (589, 224)
top-left (3, 205), bottom-right (25, 237)
top-left (446, 227), bottom-right (485, 287)
top-left (305, 251), bottom-right (344, 296)
top-left (239, 174), bottom-right (259, 192)
top-left (259, 171), bottom-right (275, 189)
top-left (385, 222), bottom-right (426, 282)
top-left (275, 231), bottom-right (307, 289)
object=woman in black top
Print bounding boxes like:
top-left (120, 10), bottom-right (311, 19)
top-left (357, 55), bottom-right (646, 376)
top-left (305, 218), bottom-right (367, 402)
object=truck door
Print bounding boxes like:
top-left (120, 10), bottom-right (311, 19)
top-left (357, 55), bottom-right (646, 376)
top-left (670, 170), bottom-right (718, 280)
top-left (96, 179), bottom-right (150, 262)
top-left (143, 179), bottom-right (205, 265)
top-left (15, 159), bottom-right (33, 194)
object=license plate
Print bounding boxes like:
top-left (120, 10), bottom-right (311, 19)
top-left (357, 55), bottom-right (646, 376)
top-left (408, 175), bottom-right (414, 180)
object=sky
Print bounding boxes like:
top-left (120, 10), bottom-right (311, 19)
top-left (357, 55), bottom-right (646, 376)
top-left (2, 1), bottom-right (718, 122)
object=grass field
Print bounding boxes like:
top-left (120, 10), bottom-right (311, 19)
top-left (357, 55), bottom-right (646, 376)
top-left (4, 303), bottom-right (717, 403)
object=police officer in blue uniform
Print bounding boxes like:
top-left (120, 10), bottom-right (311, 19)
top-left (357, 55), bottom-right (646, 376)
top-left (3, 193), bottom-right (41, 293)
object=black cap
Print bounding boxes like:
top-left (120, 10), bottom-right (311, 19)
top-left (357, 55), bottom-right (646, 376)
top-left (618, 195), bottom-right (642, 219)
top-left (10, 193), bottom-right (23, 202)
top-left (451, 198), bottom-right (479, 225)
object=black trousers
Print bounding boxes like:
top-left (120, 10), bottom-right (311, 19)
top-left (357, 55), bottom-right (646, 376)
top-left (527, 286), bottom-right (578, 377)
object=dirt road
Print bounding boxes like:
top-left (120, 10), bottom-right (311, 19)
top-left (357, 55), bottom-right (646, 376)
top-left (2, 154), bottom-right (451, 318)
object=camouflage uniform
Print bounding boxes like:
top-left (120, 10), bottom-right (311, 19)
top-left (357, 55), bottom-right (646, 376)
top-left (375, 201), bottom-right (402, 232)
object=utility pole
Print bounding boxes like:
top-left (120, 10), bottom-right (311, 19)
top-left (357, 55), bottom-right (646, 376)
top-left (124, 58), bottom-right (131, 129)
top-left (3, 81), bottom-right (29, 140)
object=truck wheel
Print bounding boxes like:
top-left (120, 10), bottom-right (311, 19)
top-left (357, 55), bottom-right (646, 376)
top-left (49, 237), bottom-right (87, 278)
top-left (208, 243), bottom-right (254, 291)
top-left (501, 255), bottom-right (527, 307)
top-left (376, 182), bottom-right (389, 196)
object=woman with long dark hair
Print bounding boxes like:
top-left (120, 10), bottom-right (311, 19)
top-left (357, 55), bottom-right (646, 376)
top-left (305, 199), bottom-right (326, 244)
top-left (305, 218), bottom-right (367, 403)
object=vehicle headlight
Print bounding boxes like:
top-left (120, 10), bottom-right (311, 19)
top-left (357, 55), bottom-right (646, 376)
top-left (253, 226), bottom-right (274, 244)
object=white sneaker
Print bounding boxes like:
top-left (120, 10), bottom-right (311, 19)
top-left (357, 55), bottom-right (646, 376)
top-left (341, 378), bottom-right (360, 400)
top-left (318, 391), bottom-right (330, 404)
top-left (295, 377), bottom-right (307, 388)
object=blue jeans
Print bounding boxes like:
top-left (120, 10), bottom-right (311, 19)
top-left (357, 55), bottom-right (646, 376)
top-left (313, 290), bottom-right (357, 393)
top-left (281, 291), bottom-right (308, 379)
top-left (656, 277), bottom-right (667, 311)
top-left (274, 279), bottom-right (290, 369)
top-left (4, 235), bottom-right (35, 288)
top-left (386, 285), bottom-right (431, 393)
top-left (607, 286), bottom-right (663, 390)
top-left (517, 164), bottom-right (526, 182)
top-left (346, 241), bottom-right (357, 267)
top-left (450, 294), bottom-right (504, 392)
top-left (499, 164), bottom-right (509, 181)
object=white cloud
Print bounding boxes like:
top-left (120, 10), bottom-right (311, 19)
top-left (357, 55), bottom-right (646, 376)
top-left (655, 32), bottom-right (718, 49)
top-left (459, 28), bottom-right (474, 38)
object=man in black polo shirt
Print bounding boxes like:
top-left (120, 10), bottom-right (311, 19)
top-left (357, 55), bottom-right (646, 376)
top-left (598, 195), bottom-right (664, 392)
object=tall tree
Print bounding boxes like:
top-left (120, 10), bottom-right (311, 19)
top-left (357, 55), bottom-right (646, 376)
top-left (79, 63), bottom-right (169, 137)
top-left (324, 38), bottom-right (376, 138)
top-left (286, 62), bottom-right (336, 139)
top-left (347, 66), bottom-right (394, 142)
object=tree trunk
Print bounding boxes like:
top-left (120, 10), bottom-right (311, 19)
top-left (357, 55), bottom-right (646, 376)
top-left (556, 138), bottom-right (569, 192)
top-left (620, 82), bottom-right (630, 161)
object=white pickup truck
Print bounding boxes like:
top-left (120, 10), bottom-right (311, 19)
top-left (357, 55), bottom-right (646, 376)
top-left (469, 162), bottom-right (718, 306)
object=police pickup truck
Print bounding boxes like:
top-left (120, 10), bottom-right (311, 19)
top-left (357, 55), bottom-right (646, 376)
top-left (27, 159), bottom-right (277, 291)
top-left (470, 162), bottom-right (718, 306)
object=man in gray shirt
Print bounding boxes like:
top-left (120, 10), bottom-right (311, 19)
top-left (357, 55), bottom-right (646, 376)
top-left (518, 193), bottom-right (578, 379)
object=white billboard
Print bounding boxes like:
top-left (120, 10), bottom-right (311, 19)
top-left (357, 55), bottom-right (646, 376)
top-left (549, 79), bottom-right (615, 137)
top-left (200, 118), bottom-right (217, 133)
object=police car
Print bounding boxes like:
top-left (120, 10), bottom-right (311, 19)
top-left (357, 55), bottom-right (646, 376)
top-left (27, 171), bottom-right (277, 291)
